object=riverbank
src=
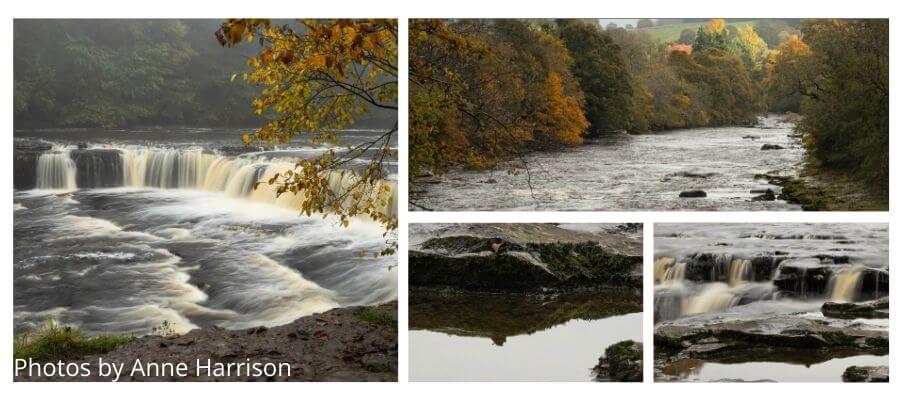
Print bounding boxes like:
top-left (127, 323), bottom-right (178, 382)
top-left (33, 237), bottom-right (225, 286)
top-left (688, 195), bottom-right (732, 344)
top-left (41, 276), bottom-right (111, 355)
top-left (15, 302), bottom-right (397, 382)
top-left (766, 163), bottom-right (887, 211)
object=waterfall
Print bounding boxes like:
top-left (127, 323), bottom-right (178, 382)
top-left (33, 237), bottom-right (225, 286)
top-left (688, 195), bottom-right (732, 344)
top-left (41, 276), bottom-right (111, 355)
top-left (35, 152), bottom-right (76, 191)
top-left (654, 257), bottom-right (674, 282)
top-left (22, 147), bottom-right (397, 217)
top-left (826, 265), bottom-right (866, 302)
top-left (662, 262), bottom-right (687, 282)
top-left (682, 282), bottom-right (738, 316)
top-left (728, 258), bottom-right (753, 287)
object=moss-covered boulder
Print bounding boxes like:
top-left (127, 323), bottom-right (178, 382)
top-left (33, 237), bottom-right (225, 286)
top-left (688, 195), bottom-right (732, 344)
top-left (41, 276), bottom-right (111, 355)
top-left (409, 224), bottom-right (642, 292)
top-left (593, 340), bottom-right (643, 382)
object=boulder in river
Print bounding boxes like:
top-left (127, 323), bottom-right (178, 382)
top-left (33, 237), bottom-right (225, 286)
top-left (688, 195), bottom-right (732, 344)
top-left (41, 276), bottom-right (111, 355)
top-left (761, 144), bottom-right (784, 150)
top-left (679, 190), bottom-right (707, 198)
top-left (822, 297), bottom-right (889, 319)
top-left (842, 366), bottom-right (888, 382)
top-left (750, 189), bottom-right (776, 201)
top-left (408, 224), bottom-right (642, 292)
top-left (594, 340), bottom-right (643, 382)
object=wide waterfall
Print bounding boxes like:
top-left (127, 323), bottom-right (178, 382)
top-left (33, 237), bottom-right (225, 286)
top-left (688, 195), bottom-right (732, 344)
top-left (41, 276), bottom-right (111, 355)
top-left (21, 146), bottom-right (397, 216)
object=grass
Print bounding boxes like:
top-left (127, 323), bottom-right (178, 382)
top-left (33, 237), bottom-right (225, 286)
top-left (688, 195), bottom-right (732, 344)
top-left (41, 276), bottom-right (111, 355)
top-left (14, 321), bottom-right (134, 361)
top-left (355, 307), bottom-right (397, 331)
top-left (638, 20), bottom-right (758, 42)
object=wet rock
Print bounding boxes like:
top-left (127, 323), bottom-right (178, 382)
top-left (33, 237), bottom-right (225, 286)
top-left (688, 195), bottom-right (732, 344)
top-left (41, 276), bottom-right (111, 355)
top-left (771, 263), bottom-right (832, 298)
top-left (480, 178), bottom-right (498, 184)
top-left (760, 144), bottom-right (784, 150)
top-left (742, 135), bottom-right (760, 140)
top-left (14, 140), bottom-right (54, 190)
top-left (409, 224), bottom-right (642, 292)
top-left (16, 302), bottom-right (398, 382)
top-left (655, 315), bottom-right (888, 354)
top-left (750, 189), bottom-right (776, 201)
top-left (594, 340), bottom-right (643, 382)
top-left (217, 145), bottom-right (265, 156)
top-left (843, 366), bottom-right (888, 382)
top-left (822, 297), bottom-right (889, 319)
top-left (679, 190), bottom-right (707, 198)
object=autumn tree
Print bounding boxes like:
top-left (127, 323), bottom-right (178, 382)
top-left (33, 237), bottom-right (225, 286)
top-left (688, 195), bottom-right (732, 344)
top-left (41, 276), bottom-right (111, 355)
top-left (733, 24), bottom-right (768, 75)
top-left (216, 19), bottom-right (398, 250)
top-left (537, 72), bottom-right (588, 145)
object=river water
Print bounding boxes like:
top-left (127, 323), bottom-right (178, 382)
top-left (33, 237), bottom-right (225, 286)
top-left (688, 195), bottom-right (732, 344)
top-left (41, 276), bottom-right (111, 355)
top-left (654, 223), bottom-right (889, 382)
top-left (408, 291), bottom-right (642, 382)
top-left (13, 128), bottom-right (398, 337)
top-left (410, 116), bottom-right (803, 211)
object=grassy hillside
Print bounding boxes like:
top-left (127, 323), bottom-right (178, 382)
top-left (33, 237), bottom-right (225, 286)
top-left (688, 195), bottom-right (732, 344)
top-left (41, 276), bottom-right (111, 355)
top-left (639, 20), bottom-right (758, 42)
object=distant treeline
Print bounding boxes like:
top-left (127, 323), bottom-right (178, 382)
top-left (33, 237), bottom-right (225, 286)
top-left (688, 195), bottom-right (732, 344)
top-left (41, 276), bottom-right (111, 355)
top-left (409, 18), bottom-right (888, 194)
top-left (14, 19), bottom-right (394, 130)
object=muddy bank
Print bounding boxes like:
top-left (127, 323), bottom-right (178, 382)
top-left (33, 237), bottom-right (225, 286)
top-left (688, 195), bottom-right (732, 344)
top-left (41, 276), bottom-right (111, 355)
top-left (409, 224), bottom-right (642, 292)
top-left (16, 302), bottom-right (397, 382)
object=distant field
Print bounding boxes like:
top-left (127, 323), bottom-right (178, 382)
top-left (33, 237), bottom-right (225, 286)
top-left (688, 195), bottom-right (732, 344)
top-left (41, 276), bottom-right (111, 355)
top-left (638, 20), bottom-right (758, 42)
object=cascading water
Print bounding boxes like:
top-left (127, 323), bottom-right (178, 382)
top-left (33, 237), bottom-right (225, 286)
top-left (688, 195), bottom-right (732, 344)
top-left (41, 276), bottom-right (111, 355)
top-left (21, 147), bottom-right (397, 216)
top-left (728, 259), bottom-right (752, 287)
top-left (826, 265), bottom-right (866, 302)
top-left (35, 151), bottom-right (77, 191)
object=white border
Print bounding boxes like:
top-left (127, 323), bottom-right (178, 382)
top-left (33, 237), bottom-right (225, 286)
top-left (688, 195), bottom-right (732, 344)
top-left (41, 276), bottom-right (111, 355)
top-left (2, 0), bottom-right (896, 398)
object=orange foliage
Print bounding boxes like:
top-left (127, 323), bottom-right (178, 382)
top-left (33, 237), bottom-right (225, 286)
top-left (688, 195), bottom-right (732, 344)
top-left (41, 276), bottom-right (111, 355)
top-left (537, 72), bottom-right (588, 145)
top-left (667, 43), bottom-right (693, 55)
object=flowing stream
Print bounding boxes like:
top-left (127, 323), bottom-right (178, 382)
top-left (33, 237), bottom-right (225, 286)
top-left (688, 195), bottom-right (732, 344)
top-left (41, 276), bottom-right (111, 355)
top-left (14, 128), bottom-right (398, 337)
top-left (411, 115), bottom-right (803, 211)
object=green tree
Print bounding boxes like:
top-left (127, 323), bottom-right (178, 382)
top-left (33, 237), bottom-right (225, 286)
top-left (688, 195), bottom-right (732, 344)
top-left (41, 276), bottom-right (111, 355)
top-left (557, 19), bottom-right (634, 134)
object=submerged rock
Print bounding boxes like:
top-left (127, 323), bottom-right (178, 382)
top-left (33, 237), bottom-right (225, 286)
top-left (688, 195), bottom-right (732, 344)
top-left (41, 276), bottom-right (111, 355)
top-left (594, 340), bottom-right (643, 382)
top-left (16, 302), bottom-right (398, 382)
top-left (409, 224), bottom-right (642, 292)
top-left (679, 190), bottom-right (707, 198)
top-left (842, 365), bottom-right (888, 382)
top-left (760, 144), bottom-right (784, 150)
top-left (822, 297), bottom-right (889, 319)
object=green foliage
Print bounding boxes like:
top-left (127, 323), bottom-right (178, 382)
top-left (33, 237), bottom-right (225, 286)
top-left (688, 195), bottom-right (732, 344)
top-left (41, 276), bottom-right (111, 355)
top-left (14, 321), bottom-right (133, 361)
top-left (14, 19), bottom-right (262, 128)
top-left (557, 20), bottom-right (634, 134)
top-left (355, 308), bottom-right (397, 331)
top-left (799, 20), bottom-right (888, 193)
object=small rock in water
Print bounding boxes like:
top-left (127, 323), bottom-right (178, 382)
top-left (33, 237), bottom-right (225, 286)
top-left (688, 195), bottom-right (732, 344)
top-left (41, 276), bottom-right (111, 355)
top-left (593, 340), bottom-right (642, 382)
top-left (842, 365), bottom-right (889, 382)
top-left (742, 135), bottom-right (760, 140)
top-left (481, 178), bottom-right (498, 184)
top-left (761, 144), bottom-right (784, 150)
top-left (679, 190), bottom-right (707, 198)
top-left (751, 189), bottom-right (776, 201)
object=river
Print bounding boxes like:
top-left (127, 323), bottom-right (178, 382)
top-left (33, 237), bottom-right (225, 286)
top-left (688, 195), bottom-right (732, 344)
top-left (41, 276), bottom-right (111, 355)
top-left (13, 128), bottom-right (398, 337)
top-left (410, 115), bottom-right (804, 211)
